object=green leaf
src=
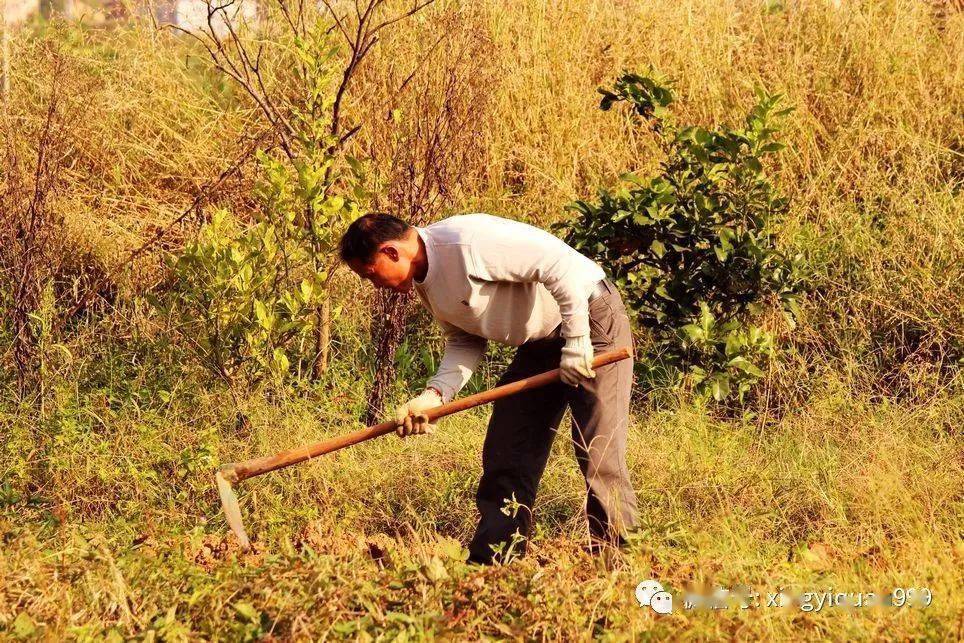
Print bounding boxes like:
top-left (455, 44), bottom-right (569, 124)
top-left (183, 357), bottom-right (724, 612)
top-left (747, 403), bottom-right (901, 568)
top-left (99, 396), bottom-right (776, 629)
top-left (717, 227), bottom-right (736, 251)
top-left (730, 358), bottom-right (765, 378)
top-left (689, 365), bottom-right (708, 383)
top-left (300, 279), bottom-right (314, 303)
top-left (234, 601), bottom-right (260, 623)
top-left (725, 333), bottom-right (744, 357)
top-left (254, 300), bottom-right (269, 326)
top-left (12, 612), bottom-right (36, 638)
top-left (680, 323), bottom-right (704, 343)
top-left (423, 556), bottom-right (449, 582)
top-left (346, 155), bottom-right (365, 177)
top-left (711, 376), bottom-right (731, 401)
top-left (633, 212), bottom-right (654, 225)
top-left (272, 349), bottom-right (290, 375)
top-left (619, 172), bottom-right (644, 185)
top-left (699, 302), bottom-right (714, 331)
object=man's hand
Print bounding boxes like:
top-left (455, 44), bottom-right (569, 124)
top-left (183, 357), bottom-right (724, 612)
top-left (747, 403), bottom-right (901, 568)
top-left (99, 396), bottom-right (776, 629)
top-left (560, 335), bottom-right (596, 386)
top-left (394, 388), bottom-right (443, 437)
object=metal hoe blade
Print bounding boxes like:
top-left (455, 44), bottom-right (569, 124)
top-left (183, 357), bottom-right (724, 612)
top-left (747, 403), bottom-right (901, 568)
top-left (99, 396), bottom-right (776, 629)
top-left (216, 467), bottom-right (251, 550)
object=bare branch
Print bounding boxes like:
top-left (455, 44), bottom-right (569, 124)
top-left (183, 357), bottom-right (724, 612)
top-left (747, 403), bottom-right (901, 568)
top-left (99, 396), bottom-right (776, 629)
top-left (319, 0), bottom-right (353, 46)
top-left (370, 0), bottom-right (436, 39)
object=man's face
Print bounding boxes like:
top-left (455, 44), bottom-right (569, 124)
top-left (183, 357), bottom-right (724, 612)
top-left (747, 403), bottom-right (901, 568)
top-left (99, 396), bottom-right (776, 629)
top-left (348, 244), bottom-right (414, 292)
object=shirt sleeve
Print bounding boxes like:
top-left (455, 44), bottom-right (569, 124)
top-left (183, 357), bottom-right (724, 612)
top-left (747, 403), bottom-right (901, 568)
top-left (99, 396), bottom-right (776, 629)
top-left (425, 320), bottom-right (487, 403)
top-left (467, 222), bottom-right (602, 338)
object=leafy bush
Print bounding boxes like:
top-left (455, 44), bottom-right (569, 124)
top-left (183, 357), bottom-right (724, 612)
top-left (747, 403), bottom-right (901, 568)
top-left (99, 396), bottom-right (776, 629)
top-left (559, 72), bottom-right (804, 401)
top-left (160, 25), bottom-right (364, 388)
top-left (164, 152), bottom-right (358, 387)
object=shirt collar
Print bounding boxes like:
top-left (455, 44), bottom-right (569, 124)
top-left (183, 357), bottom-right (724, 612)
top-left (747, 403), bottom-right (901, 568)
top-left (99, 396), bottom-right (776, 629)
top-left (413, 226), bottom-right (437, 290)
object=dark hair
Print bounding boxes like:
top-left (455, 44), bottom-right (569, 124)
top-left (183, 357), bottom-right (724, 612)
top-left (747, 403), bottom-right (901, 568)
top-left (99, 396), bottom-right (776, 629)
top-left (338, 212), bottom-right (411, 263)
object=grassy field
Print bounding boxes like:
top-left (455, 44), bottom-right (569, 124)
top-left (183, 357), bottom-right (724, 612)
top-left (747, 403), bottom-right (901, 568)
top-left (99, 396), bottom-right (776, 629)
top-left (2, 0), bottom-right (963, 640)
top-left (3, 385), bottom-right (962, 639)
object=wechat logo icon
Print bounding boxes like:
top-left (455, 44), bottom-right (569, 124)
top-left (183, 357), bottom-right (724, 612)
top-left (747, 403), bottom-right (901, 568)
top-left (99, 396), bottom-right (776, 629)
top-left (635, 580), bottom-right (673, 614)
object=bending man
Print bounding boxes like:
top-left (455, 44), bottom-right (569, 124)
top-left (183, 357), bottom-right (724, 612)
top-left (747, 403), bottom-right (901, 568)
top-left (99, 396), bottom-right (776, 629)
top-left (339, 212), bottom-right (637, 564)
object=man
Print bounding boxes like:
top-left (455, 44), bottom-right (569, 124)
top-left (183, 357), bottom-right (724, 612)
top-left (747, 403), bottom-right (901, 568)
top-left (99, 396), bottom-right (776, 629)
top-left (339, 212), bottom-right (637, 564)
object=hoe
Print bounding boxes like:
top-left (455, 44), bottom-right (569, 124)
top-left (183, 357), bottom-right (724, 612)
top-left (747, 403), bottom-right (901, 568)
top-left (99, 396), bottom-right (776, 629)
top-left (216, 347), bottom-right (631, 549)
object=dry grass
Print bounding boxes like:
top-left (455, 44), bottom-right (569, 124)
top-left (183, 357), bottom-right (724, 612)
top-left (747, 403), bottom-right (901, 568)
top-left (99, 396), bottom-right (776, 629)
top-left (1, 0), bottom-right (962, 640)
top-left (1, 385), bottom-right (961, 639)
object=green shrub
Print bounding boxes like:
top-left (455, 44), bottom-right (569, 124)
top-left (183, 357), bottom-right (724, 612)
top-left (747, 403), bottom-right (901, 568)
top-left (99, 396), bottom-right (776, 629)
top-left (159, 28), bottom-right (363, 388)
top-left (163, 157), bottom-right (357, 386)
top-left (559, 72), bottom-right (804, 401)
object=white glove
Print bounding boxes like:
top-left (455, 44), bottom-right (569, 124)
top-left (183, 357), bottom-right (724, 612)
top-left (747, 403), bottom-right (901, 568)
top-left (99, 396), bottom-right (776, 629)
top-left (560, 335), bottom-right (596, 386)
top-left (394, 388), bottom-right (443, 437)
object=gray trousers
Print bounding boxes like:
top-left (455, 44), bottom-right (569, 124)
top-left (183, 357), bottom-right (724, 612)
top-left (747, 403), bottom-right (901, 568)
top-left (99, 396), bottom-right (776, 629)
top-left (467, 280), bottom-right (638, 564)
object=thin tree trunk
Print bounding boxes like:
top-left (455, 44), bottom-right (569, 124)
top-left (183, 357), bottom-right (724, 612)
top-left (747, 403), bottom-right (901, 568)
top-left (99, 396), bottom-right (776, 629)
top-left (362, 289), bottom-right (411, 424)
top-left (313, 297), bottom-right (331, 379)
top-left (11, 251), bottom-right (39, 397)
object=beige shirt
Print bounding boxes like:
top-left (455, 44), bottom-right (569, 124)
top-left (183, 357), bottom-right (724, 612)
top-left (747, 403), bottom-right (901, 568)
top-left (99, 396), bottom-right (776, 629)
top-left (414, 213), bottom-right (605, 402)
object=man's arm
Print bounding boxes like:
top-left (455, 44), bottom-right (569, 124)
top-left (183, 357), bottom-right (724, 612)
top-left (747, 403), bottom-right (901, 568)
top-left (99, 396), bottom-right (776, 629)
top-left (395, 323), bottom-right (483, 437)
top-left (467, 220), bottom-right (603, 339)
top-left (425, 320), bottom-right (487, 403)
top-left (466, 218), bottom-right (603, 386)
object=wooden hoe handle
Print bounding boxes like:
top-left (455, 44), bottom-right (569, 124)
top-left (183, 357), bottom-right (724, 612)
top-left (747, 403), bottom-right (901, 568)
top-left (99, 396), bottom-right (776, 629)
top-left (222, 347), bottom-right (632, 483)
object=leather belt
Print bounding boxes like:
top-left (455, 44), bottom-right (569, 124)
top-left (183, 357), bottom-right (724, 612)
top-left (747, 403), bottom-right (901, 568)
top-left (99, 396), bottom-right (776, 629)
top-left (588, 279), bottom-right (610, 303)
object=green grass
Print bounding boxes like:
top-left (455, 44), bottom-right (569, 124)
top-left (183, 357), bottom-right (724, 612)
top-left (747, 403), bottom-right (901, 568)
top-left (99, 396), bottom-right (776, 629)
top-left (2, 378), bottom-right (961, 640)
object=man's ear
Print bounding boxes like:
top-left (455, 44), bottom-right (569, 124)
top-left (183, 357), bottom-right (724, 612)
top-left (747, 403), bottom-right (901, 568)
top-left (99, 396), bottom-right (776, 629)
top-left (379, 244), bottom-right (400, 262)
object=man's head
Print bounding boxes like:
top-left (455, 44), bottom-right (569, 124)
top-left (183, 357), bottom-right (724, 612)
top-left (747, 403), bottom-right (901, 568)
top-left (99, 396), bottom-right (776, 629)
top-left (339, 213), bottom-right (424, 292)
